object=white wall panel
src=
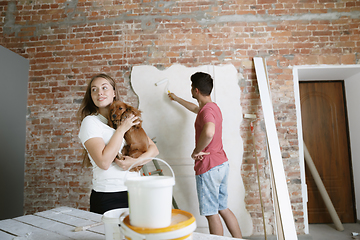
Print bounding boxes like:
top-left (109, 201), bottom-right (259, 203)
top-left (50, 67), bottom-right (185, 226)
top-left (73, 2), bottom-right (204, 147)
top-left (131, 64), bottom-right (252, 236)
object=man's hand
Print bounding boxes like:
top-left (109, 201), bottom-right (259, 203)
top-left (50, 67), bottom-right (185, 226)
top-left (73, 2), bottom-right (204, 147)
top-left (168, 92), bottom-right (177, 101)
top-left (191, 150), bottom-right (210, 161)
top-left (167, 91), bottom-right (199, 113)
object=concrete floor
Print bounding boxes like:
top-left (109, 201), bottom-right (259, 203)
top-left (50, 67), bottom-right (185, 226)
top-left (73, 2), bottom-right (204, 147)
top-left (307, 223), bottom-right (360, 240)
top-left (246, 223), bottom-right (360, 240)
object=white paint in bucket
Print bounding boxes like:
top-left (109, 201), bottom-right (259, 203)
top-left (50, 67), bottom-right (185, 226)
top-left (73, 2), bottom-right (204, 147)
top-left (102, 208), bottom-right (128, 240)
top-left (124, 158), bottom-right (175, 228)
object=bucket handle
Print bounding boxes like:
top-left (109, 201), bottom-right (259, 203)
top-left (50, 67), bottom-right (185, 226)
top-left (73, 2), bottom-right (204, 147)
top-left (120, 223), bottom-right (146, 240)
top-left (119, 211), bottom-right (146, 240)
top-left (124, 157), bottom-right (175, 181)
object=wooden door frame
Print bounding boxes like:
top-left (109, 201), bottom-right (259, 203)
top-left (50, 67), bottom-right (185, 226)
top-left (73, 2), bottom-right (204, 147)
top-left (293, 65), bottom-right (360, 234)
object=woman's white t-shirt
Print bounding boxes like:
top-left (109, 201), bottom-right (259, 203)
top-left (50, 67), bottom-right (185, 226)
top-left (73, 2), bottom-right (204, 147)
top-left (78, 114), bottom-right (138, 192)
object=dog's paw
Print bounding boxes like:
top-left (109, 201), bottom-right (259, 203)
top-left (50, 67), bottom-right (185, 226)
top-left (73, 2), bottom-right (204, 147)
top-left (129, 165), bottom-right (143, 172)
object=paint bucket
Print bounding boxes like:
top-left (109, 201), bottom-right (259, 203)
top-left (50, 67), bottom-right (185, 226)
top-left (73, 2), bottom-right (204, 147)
top-left (124, 158), bottom-right (175, 228)
top-left (120, 209), bottom-right (196, 240)
top-left (102, 208), bottom-right (128, 240)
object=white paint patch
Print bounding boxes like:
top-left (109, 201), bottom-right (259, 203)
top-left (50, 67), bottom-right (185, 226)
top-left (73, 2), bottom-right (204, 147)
top-left (131, 64), bottom-right (252, 237)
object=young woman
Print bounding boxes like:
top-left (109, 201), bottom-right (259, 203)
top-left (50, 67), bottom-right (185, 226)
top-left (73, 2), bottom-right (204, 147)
top-left (78, 73), bottom-right (159, 214)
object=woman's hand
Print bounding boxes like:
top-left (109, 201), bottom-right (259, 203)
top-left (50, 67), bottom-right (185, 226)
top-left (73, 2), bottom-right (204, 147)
top-left (84, 114), bottom-right (140, 171)
top-left (114, 156), bottom-right (137, 170)
top-left (114, 136), bottom-right (159, 171)
top-left (118, 114), bottom-right (140, 133)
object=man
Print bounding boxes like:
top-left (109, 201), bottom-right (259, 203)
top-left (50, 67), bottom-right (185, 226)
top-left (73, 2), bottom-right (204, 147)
top-left (168, 72), bottom-right (243, 238)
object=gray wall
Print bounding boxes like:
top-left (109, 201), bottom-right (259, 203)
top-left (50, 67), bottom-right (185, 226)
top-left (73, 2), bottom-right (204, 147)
top-left (0, 46), bottom-right (29, 219)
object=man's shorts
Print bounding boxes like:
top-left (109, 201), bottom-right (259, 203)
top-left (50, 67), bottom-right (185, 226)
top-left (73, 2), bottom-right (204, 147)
top-left (195, 161), bottom-right (229, 216)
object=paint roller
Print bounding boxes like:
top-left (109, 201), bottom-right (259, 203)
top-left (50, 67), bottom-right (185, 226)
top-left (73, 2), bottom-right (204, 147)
top-left (155, 78), bottom-right (168, 86)
top-left (155, 78), bottom-right (173, 99)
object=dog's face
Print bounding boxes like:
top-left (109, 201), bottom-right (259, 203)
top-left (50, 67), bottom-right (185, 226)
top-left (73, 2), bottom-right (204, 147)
top-left (109, 101), bottom-right (142, 128)
top-left (109, 101), bottom-right (127, 128)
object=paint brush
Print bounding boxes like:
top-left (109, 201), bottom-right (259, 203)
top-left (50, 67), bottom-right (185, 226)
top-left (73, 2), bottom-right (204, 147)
top-left (74, 222), bottom-right (103, 232)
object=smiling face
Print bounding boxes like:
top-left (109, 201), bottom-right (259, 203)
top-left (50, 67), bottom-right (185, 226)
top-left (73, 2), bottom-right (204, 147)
top-left (90, 77), bottom-right (116, 110)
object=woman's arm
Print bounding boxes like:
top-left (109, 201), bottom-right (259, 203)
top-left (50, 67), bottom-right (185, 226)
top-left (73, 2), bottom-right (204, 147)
top-left (84, 115), bottom-right (140, 170)
top-left (115, 136), bottom-right (159, 170)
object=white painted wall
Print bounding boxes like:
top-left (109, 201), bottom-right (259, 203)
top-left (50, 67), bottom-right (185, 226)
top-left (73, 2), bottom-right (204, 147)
top-left (131, 64), bottom-right (252, 237)
top-left (344, 71), bottom-right (360, 220)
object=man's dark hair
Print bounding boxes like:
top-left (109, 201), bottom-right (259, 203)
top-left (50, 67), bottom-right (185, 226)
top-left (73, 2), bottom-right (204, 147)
top-left (190, 72), bottom-right (213, 96)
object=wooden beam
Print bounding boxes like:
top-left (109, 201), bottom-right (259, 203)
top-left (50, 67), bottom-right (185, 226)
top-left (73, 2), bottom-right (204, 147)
top-left (254, 57), bottom-right (298, 239)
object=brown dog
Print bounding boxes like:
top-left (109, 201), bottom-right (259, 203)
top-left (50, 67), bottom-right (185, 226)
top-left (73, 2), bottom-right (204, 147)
top-left (108, 101), bottom-right (149, 172)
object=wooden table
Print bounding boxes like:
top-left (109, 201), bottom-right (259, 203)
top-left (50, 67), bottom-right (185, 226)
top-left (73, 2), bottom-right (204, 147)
top-left (0, 207), bottom-right (238, 239)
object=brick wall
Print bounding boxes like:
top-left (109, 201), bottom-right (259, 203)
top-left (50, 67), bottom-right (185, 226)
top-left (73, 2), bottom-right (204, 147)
top-left (1, 0), bottom-right (359, 235)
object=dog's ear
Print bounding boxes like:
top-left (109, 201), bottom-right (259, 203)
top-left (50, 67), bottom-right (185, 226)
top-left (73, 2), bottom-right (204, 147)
top-left (133, 107), bottom-right (143, 127)
top-left (108, 101), bottom-right (117, 128)
top-left (123, 102), bottom-right (131, 110)
top-left (108, 118), bottom-right (114, 128)
top-left (129, 106), bottom-right (142, 117)
top-left (108, 112), bottom-right (114, 128)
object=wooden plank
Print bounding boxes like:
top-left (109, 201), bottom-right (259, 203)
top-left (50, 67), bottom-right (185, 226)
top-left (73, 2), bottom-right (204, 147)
top-left (254, 57), bottom-right (298, 239)
top-left (0, 219), bottom-right (70, 240)
top-left (2, 207), bottom-right (247, 240)
top-left (51, 207), bottom-right (103, 222)
top-left (0, 229), bottom-right (15, 240)
top-left (0, 207), bottom-right (105, 240)
top-left (35, 207), bottom-right (105, 234)
top-left (35, 208), bottom-right (99, 228)
top-left (15, 215), bottom-right (104, 240)
top-left (270, 153), bottom-right (285, 240)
